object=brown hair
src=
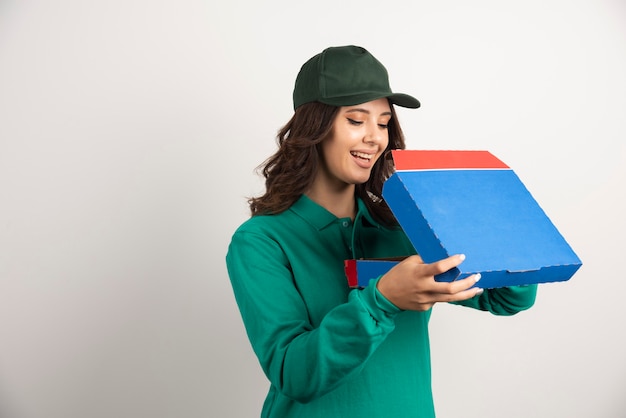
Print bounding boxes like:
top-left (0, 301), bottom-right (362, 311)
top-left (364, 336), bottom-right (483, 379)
top-left (248, 101), bottom-right (406, 226)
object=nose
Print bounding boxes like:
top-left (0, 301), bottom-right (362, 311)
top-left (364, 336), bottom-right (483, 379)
top-left (365, 120), bottom-right (384, 144)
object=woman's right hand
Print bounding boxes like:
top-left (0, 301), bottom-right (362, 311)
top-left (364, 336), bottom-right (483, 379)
top-left (376, 254), bottom-right (483, 311)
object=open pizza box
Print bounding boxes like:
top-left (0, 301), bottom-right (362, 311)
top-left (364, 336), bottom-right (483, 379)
top-left (345, 150), bottom-right (582, 289)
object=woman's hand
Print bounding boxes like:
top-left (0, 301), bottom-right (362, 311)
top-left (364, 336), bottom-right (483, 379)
top-left (376, 254), bottom-right (482, 311)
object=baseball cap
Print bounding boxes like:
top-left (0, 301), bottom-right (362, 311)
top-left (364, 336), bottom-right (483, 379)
top-left (292, 45), bottom-right (420, 110)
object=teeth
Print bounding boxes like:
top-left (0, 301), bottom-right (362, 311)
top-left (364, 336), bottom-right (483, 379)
top-left (351, 151), bottom-right (372, 160)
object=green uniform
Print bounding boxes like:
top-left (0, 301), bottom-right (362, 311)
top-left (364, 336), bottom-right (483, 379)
top-left (226, 195), bottom-right (537, 417)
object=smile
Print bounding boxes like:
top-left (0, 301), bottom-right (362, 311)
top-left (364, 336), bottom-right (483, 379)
top-left (350, 151), bottom-right (374, 161)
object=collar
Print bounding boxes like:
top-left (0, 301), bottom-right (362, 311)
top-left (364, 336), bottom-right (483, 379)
top-left (290, 195), bottom-right (382, 231)
top-left (355, 196), bottom-right (382, 229)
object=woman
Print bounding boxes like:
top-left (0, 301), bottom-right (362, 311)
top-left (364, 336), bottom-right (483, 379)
top-left (226, 45), bottom-right (537, 418)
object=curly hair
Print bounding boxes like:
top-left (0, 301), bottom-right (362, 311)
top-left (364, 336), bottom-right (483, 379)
top-left (248, 101), bottom-right (406, 226)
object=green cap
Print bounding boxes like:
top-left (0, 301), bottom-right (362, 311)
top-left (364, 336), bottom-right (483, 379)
top-left (293, 45), bottom-right (420, 110)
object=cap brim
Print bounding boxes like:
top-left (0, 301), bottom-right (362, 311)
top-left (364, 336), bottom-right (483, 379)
top-left (387, 93), bottom-right (421, 109)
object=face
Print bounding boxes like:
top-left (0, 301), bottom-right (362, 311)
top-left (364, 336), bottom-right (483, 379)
top-left (316, 98), bottom-right (392, 190)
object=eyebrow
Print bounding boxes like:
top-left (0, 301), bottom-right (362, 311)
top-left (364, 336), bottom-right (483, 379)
top-left (345, 108), bottom-right (393, 117)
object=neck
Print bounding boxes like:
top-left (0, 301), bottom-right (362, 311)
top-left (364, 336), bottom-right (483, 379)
top-left (306, 183), bottom-right (356, 220)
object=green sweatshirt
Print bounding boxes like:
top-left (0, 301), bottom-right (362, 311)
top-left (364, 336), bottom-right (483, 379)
top-left (226, 195), bottom-right (537, 418)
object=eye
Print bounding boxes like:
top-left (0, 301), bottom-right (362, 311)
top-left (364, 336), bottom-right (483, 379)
top-left (347, 118), bottom-right (363, 126)
top-left (378, 119), bottom-right (391, 129)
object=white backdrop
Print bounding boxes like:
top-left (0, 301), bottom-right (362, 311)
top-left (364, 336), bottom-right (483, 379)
top-left (1, 1), bottom-right (625, 417)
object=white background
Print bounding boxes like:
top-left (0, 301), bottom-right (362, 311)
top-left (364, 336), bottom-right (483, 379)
top-left (1, 0), bottom-right (625, 417)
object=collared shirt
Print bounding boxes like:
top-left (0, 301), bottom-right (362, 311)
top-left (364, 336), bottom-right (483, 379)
top-left (226, 195), bottom-right (536, 418)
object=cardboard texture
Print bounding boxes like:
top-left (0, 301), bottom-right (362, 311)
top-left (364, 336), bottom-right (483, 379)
top-left (345, 150), bottom-right (582, 289)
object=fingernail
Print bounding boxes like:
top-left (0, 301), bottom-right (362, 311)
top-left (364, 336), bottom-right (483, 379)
top-left (474, 273), bottom-right (481, 282)
top-left (476, 288), bottom-right (484, 295)
top-left (459, 254), bottom-right (466, 261)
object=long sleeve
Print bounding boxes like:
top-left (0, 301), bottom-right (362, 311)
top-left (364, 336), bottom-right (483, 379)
top-left (452, 284), bottom-right (538, 315)
top-left (226, 229), bottom-right (401, 403)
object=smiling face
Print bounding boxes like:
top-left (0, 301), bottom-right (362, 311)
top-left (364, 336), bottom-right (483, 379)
top-left (314, 98), bottom-right (392, 193)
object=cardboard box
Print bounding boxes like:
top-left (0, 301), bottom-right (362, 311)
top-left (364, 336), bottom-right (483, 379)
top-left (345, 150), bottom-right (582, 289)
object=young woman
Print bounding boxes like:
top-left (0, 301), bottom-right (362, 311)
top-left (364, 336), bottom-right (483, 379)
top-left (226, 45), bottom-right (537, 418)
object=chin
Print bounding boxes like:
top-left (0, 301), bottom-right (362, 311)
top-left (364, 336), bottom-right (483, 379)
top-left (344, 170), bottom-right (373, 185)
top-left (351, 176), bottom-right (371, 185)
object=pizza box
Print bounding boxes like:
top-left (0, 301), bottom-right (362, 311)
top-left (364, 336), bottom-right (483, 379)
top-left (345, 150), bottom-right (582, 289)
